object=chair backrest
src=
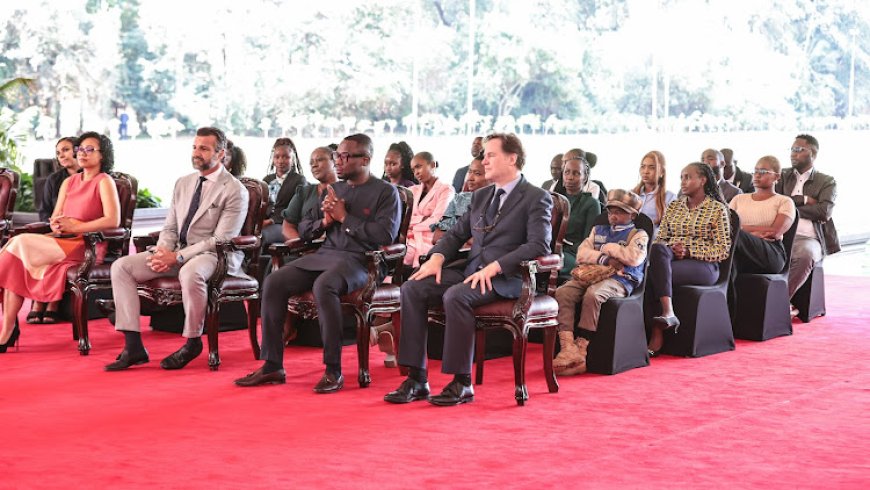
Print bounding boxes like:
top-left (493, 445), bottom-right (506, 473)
top-left (238, 177), bottom-right (270, 276)
top-left (779, 214), bottom-right (800, 275)
top-left (715, 209), bottom-right (740, 287)
top-left (32, 158), bottom-right (60, 210)
top-left (0, 167), bottom-right (18, 221)
top-left (542, 192), bottom-right (570, 295)
top-left (387, 185), bottom-right (414, 281)
top-left (106, 172), bottom-right (138, 260)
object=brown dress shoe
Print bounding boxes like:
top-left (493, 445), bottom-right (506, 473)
top-left (313, 372), bottom-right (344, 394)
top-left (234, 367), bottom-right (286, 387)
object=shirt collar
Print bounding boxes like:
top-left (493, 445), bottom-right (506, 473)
top-left (201, 164), bottom-right (225, 184)
top-left (495, 174), bottom-right (522, 197)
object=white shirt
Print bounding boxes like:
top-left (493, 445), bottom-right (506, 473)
top-left (790, 168), bottom-right (817, 239)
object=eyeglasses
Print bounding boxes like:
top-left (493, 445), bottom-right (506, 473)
top-left (332, 151), bottom-right (368, 162)
top-left (790, 146), bottom-right (810, 153)
top-left (75, 146), bottom-right (100, 155)
top-left (752, 168), bottom-right (778, 176)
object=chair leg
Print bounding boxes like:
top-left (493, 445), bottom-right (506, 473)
top-left (206, 304), bottom-right (220, 371)
top-left (474, 329), bottom-right (486, 385)
top-left (247, 298), bottom-right (261, 359)
top-left (72, 286), bottom-right (90, 356)
top-left (513, 333), bottom-right (529, 406)
top-left (355, 309), bottom-right (371, 388)
top-left (542, 326), bottom-right (559, 393)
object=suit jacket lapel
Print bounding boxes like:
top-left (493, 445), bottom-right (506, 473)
top-left (190, 171), bottom-right (226, 225)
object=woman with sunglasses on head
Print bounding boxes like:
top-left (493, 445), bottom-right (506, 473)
top-left (0, 132), bottom-right (120, 352)
top-left (261, 137), bottom-right (307, 247)
top-left (632, 150), bottom-right (676, 238)
top-left (646, 162), bottom-right (731, 357)
top-left (382, 141), bottom-right (418, 188)
top-left (557, 149), bottom-right (602, 281)
top-left (728, 156), bottom-right (795, 275)
top-left (28, 136), bottom-right (81, 324)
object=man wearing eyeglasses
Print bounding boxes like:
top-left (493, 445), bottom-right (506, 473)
top-left (776, 134), bottom-right (839, 312)
top-left (235, 133), bottom-right (401, 393)
top-left (106, 126), bottom-right (249, 371)
top-left (385, 133), bottom-right (553, 406)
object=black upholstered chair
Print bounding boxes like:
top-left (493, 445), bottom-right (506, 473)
top-left (421, 192), bottom-right (569, 406)
top-left (661, 210), bottom-right (739, 357)
top-left (0, 167), bottom-right (18, 246)
top-left (732, 217), bottom-right (799, 341)
top-left (585, 211), bottom-right (654, 375)
top-left (260, 186), bottom-right (412, 387)
top-left (792, 260), bottom-right (826, 323)
top-left (14, 172), bottom-right (137, 355)
top-left (132, 177), bottom-right (269, 369)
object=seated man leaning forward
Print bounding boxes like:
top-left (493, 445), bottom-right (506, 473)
top-left (234, 133), bottom-right (401, 393)
top-left (384, 133), bottom-right (553, 407)
top-left (105, 126), bottom-right (248, 371)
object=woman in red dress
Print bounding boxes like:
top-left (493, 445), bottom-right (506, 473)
top-left (0, 132), bottom-right (120, 352)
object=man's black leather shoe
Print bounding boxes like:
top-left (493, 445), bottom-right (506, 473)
top-left (105, 349), bottom-right (149, 371)
top-left (160, 342), bottom-right (203, 370)
top-left (428, 380), bottom-right (474, 406)
top-left (313, 372), bottom-right (344, 394)
top-left (234, 367), bottom-right (286, 387)
top-left (384, 378), bottom-right (430, 404)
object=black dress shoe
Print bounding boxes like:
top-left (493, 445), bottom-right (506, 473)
top-left (234, 367), bottom-right (286, 387)
top-left (105, 349), bottom-right (150, 371)
top-left (313, 373), bottom-right (344, 394)
top-left (384, 378), bottom-right (431, 404)
top-left (160, 342), bottom-right (203, 370)
top-left (428, 380), bottom-right (474, 406)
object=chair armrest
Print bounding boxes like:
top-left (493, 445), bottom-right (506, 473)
top-left (12, 222), bottom-right (51, 236)
top-left (230, 235), bottom-right (260, 251)
top-left (366, 243), bottom-right (406, 262)
top-left (419, 248), bottom-right (470, 265)
top-left (133, 234), bottom-right (159, 253)
top-left (269, 237), bottom-right (323, 269)
top-left (99, 227), bottom-right (129, 240)
top-left (521, 254), bottom-right (562, 272)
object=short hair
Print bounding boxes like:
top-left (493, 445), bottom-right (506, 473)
top-left (344, 133), bottom-right (374, 158)
top-left (196, 127), bottom-right (227, 153)
top-left (795, 133), bottom-right (819, 156)
top-left (485, 133), bottom-right (525, 169)
top-left (76, 131), bottom-right (114, 173)
top-left (414, 151), bottom-right (437, 168)
top-left (757, 155), bottom-right (781, 174)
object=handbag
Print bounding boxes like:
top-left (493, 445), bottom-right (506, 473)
top-left (570, 264), bottom-right (617, 288)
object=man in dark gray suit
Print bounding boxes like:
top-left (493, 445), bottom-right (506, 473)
top-left (385, 133), bottom-right (553, 406)
top-left (234, 133), bottom-right (401, 393)
top-left (776, 134), bottom-right (839, 304)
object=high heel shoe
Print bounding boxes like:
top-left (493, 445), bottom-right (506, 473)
top-left (0, 320), bottom-right (21, 353)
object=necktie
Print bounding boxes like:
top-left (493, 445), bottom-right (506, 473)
top-left (179, 176), bottom-right (206, 247)
top-left (485, 188), bottom-right (505, 226)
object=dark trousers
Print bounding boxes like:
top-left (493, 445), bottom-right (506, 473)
top-left (397, 268), bottom-right (503, 375)
top-left (648, 243), bottom-right (719, 299)
top-left (258, 262), bottom-right (355, 368)
top-left (734, 231), bottom-right (786, 274)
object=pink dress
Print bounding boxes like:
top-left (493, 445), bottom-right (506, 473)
top-left (0, 173), bottom-right (110, 302)
top-left (404, 179), bottom-right (455, 267)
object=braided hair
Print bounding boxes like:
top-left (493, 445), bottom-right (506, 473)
top-left (383, 141), bottom-right (418, 184)
top-left (269, 137), bottom-right (304, 177)
top-left (687, 162), bottom-right (725, 204)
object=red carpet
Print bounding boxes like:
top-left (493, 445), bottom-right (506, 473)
top-left (2, 275), bottom-right (869, 489)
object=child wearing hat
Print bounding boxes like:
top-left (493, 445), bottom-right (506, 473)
top-left (553, 189), bottom-right (649, 376)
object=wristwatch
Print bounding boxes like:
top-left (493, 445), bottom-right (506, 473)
top-left (177, 252), bottom-right (185, 264)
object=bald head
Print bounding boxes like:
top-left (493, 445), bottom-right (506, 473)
top-left (701, 148), bottom-right (724, 179)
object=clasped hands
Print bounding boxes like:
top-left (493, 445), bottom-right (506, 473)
top-left (670, 241), bottom-right (689, 260)
top-left (146, 246), bottom-right (179, 272)
top-left (50, 215), bottom-right (83, 234)
top-left (408, 254), bottom-right (502, 294)
top-left (320, 185), bottom-right (346, 226)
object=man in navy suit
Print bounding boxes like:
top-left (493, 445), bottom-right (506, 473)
top-left (385, 133), bottom-right (553, 406)
top-left (234, 133), bottom-right (401, 393)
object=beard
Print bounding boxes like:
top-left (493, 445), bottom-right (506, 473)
top-left (192, 156), bottom-right (215, 171)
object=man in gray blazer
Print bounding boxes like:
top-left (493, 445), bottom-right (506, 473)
top-left (105, 127), bottom-right (248, 371)
top-left (776, 134), bottom-right (839, 303)
top-left (702, 148), bottom-right (743, 203)
top-left (385, 133), bottom-right (553, 406)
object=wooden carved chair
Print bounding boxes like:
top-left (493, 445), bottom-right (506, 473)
top-left (421, 191), bottom-right (569, 406)
top-left (132, 177), bottom-right (269, 370)
top-left (13, 172), bottom-right (137, 355)
top-left (0, 168), bottom-right (19, 246)
top-left (257, 185), bottom-right (413, 388)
